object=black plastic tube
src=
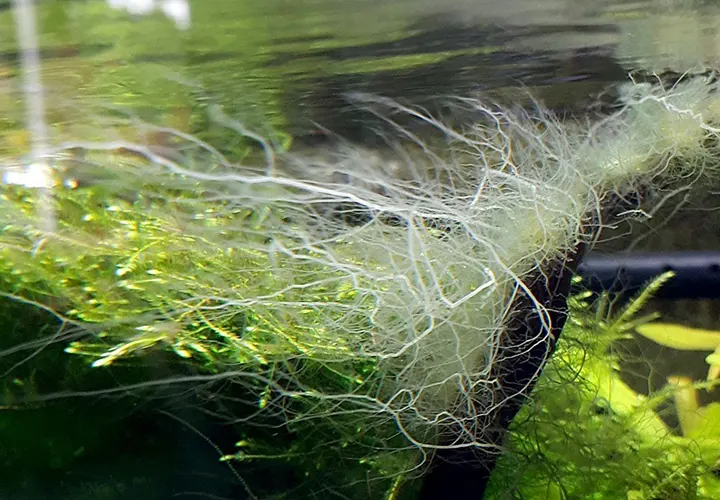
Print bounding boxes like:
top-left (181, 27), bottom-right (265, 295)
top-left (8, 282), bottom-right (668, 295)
top-left (576, 251), bottom-right (720, 299)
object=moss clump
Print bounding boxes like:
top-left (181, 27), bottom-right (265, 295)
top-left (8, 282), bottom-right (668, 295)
top-left (5, 76), bottom-right (720, 498)
top-left (0, 152), bottom-right (418, 499)
top-left (486, 277), bottom-right (720, 500)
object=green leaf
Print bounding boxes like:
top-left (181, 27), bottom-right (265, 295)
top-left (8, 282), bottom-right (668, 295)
top-left (635, 323), bottom-right (720, 351)
top-left (707, 345), bottom-right (720, 381)
top-left (688, 402), bottom-right (720, 440)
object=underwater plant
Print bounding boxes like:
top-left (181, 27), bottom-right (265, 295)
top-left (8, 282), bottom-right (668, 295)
top-left (486, 273), bottom-right (720, 500)
top-left (636, 322), bottom-right (720, 383)
top-left (3, 72), bottom-right (720, 498)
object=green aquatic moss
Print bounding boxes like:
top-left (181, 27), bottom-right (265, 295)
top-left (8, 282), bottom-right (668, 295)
top-left (486, 277), bottom-right (720, 500)
top-left (5, 73), bottom-right (720, 498)
top-left (1, 181), bottom-right (359, 366)
top-left (0, 162), bottom-right (418, 499)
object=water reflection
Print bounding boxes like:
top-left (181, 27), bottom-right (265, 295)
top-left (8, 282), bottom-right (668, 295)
top-left (0, 0), bottom-right (719, 141)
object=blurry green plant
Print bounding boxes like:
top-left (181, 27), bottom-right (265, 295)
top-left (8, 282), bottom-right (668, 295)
top-left (635, 322), bottom-right (720, 385)
top-left (0, 277), bottom-right (186, 499)
top-left (6, 169), bottom-right (720, 499)
top-left (5, 167), bottom-right (720, 499)
top-left (2, 179), bottom-right (351, 367)
top-left (486, 272), bottom-right (720, 500)
top-left (0, 164), bottom-right (417, 499)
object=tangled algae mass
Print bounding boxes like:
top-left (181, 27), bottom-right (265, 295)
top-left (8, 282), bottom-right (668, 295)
top-left (2, 75), bottom-right (720, 498)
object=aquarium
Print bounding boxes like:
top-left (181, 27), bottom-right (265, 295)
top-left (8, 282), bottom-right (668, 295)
top-left (1, 1), bottom-right (720, 499)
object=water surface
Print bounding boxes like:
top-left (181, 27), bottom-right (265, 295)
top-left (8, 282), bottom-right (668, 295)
top-left (2, 0), bottom-right (719, 141)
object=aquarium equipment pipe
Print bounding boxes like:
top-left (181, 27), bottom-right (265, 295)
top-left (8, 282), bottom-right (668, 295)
top-left (577, 251), bottom-right (720, 299)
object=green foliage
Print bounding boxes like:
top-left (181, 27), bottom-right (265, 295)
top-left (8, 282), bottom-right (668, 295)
top-left (0, 167), bottom-right (416, 498)
top-left (1, 178), bottom-right (362, 369)
top-left (486, 274), bottom-right (720, 500)
top-left (0, 285), bottom-right (187, 500)
top-left (6, 172), bottom-right (720, 499)
top-left (635, 322), bottom-right (720, 384)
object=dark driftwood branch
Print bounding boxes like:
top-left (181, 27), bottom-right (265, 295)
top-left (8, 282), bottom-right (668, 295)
top-left (419, 242), bottom-right (586, 499)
